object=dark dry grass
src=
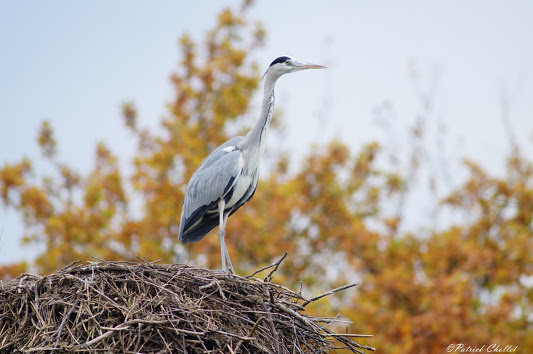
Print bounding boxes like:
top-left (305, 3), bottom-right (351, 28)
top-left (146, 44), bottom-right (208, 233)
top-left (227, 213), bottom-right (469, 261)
top-left (0, 259), bottom-right (374, 353)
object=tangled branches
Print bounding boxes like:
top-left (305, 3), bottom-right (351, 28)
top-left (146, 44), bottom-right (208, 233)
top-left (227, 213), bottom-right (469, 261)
top-left (0, 258), bottom-right (374, 353)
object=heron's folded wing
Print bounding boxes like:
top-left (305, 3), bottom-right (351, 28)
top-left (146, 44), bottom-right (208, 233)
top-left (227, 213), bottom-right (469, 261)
top-left (179, 149), bottom-right (243, 237)
top-left (195, 136), bottom-right (243, 171)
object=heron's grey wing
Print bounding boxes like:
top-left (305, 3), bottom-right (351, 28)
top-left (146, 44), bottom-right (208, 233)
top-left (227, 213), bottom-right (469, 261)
top-left (179, 147), bottom-right (243, 242)
top-left (195, 136), bottom-right (243, 171)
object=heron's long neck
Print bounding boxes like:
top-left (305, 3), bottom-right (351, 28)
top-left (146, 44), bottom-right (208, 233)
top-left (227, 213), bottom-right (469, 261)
top-left (241, 75), bottom-right (277, 157)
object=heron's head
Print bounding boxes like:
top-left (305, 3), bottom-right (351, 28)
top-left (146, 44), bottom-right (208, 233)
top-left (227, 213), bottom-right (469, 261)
top-left (263, 55), bottom-right (325, 79)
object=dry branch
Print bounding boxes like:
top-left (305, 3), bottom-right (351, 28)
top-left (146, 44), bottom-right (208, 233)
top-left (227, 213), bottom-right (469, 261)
top-left (0, 260), bottom-right (374, 353)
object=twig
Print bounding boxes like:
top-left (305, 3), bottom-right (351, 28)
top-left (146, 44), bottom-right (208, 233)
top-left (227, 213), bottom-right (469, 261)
top-left (263, 301), bottom-right (280, 353)
top-left (182, 333), bottom-right (187, 354)
top-left (134, 322), bottom-right (142, 353)
top-left (302, 283), bottom-right (359, 307)
top-left (273, 302), bottom-right (313, 327)
top-left (323, 333), bottom-right (373, 338)
top-left (84, 320), bottom-right (205, 348)
top-left (55, 295), bottom-right (81, 346)
top-left (264, 253), bottom-right (287, 282)
top-left (234, 316), bottom-right (264, 352)
top-left (250, 316), bottom-right (264, 335)
top-left (60, 260), bottom-right (81, 271)
top-left (208, 329), bottom-right (255, 341)
top-left (33, 283), bottom-right (41, 321)
top-left (199, 280), bottom-right (220, 291)
top-left (136, 255), bottom-right (162, 264)
top-left (245, 253), bottom-right (287, 280)
top-left (82, 326), bottom-right (123, 347)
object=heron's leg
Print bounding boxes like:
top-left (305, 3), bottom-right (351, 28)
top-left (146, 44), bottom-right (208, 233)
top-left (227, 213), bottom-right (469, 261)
top-left (221, 211), bottom-right (235, 274)
top-left (218, 199), bottom-right (227, 273)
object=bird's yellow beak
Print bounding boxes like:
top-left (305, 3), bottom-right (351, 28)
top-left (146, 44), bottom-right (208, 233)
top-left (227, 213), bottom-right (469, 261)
top-left (297, 62), bottom-right (327, 70)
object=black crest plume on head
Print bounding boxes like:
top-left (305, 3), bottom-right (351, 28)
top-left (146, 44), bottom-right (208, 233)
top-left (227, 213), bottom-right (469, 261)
top-left (269, 56), bottom-right (291, 66)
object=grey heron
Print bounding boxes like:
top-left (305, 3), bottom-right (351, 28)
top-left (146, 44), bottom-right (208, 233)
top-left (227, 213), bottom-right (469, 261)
top-left (178, 56), bottom-right (325, 273)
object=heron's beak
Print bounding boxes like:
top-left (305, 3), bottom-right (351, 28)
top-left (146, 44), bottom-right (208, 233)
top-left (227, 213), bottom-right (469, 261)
top-left (295, 62), bottom-right (326, 70)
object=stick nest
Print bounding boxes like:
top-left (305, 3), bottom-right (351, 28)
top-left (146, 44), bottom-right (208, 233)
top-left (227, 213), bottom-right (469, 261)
top-left (0, 259), bottom-right (374, 353)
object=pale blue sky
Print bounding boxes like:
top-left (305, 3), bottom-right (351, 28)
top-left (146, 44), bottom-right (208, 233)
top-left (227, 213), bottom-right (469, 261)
top-left (1, 0), bottom-right (533, 266)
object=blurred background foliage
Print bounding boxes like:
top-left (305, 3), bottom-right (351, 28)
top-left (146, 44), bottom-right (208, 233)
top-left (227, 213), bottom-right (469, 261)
top-left (1, 2), bottom-right (531, 353)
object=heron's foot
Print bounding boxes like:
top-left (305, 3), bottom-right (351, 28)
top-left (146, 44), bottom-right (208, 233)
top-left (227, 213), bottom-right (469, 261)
top-left (225, 253), bottom-right (235, 274)
top-left (227, 264), bottom-right (235, 275)
top-left (221, 262), bottom-right (235, 274)
top-left (221, 266), bottom-right (235, 274)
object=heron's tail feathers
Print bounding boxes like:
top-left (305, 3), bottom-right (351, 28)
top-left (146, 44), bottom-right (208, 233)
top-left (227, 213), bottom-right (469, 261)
top-left (179, 215), bottom-right (219, 244)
